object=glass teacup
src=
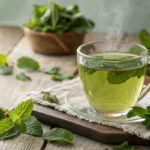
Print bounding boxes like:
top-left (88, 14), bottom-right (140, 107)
top-left (77, 41), bottom-right (148, 118)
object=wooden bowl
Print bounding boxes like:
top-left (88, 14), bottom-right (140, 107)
top-left (23, 27), bottom-right (85, 55)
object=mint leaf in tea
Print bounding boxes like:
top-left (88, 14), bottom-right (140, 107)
top-left (78, 53), bottom-right (147, 113)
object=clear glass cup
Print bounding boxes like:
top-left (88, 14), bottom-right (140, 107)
top-left (77, 41), bottom-right (149, 118)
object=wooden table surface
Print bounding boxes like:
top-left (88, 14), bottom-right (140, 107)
top-left (0, 26), bottom-right (149, 150)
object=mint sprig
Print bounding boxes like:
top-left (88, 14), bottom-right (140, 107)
top-left (25, 116), bottom-right (43, 136)
top-left (0, 99), bottom-right (74, 142)
top-left (43, 128), bottom-right (74, 144)
top-left (127, 106), bottom-right (150, 129)
top-left (113, 141), bottom-right (134, 150)
top-left (9, 99), bottom-right (33, 122)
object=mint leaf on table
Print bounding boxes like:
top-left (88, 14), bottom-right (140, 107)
top-left (0, 118), bottom-right (14, 134)
top-left (17, 56), bottom-right (40, 71)
top-left (41, 91), bottom-right (59, 104)
top-left (0, 126), bottom-right (20, 140)
top-left (43, 128), bottom-right (74, 144)
top-left (51, 74), bottom-right (74, 81)
top-left (25, 116), bottom-right (43, 136)
top-left (0, 118), bottom-right (20, 140)
top-left (9, 99), bottom-right (33, 122)
top-left (0, 54), bottom-right (7, 66)
top-left (113, 141), bottom-right (134, 150)
top-left (127, 106), bottom-right (150, 129)
top-left (42, 67), bottom-right (59, 75)
top-left (16, 73), bottom-right (32, 81)
top-left (0, 66), bottom-right (12, 75)
top-left (127, 106), bottom-right (148, 118)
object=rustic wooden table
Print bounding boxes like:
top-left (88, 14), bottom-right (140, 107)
top-left (0, 26), bottom-right (149, 150)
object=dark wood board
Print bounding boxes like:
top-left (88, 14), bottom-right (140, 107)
top-left (33, 104), bottom-right (150, 146)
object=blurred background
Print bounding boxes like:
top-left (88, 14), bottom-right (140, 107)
top-left (0, 0), bottom-right (149, 33)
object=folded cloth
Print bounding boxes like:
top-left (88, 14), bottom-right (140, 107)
top-left (28, 77), bottom-right (150, 140)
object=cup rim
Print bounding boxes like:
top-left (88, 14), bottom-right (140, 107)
top-left (77, 40), bottom-right (148, 61)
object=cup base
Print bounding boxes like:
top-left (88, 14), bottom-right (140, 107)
top-left (65, 86), bottom-right (145, 123)
top-left (94, 109), bottom-right (130, 121)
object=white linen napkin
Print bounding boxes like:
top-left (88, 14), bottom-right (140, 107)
top-left (28, 77), bottom-right (150, 140)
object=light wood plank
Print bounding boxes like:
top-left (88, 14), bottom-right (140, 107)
top-left (0, 26), bottom-right (23, 54)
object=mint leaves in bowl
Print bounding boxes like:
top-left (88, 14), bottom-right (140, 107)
top-left (23, 3), bottom-right (95, 55)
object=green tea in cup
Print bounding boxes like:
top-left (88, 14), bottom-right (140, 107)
top-left (77, 41), bottom-right (148, 117)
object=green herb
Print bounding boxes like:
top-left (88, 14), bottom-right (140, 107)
top-left (0, 54), bottom-right (7, 66)
top-left (17, 56), bottom-right (40, 71)
top-left (0, 118), bottom-right (20, 140)
top-left (42, 67), bottom-right (59, 74)
top-left (43, 128), bottom-right (74, 144)
top-left (14, 118), bottom-right (26, 133)
top-left (0, 108), bottom-right (6, 120)
top-left (113, 141), bottom-right (134, 150)
top-left (139, 29), bottom-right (150, 55)
top-left (0, 126), bottom-right (20, 140)
top-left (41, 91), bottom-right (59, 104)
top-left (51, 74), bottom-right (74, 81)
top-left (107, 65), bottom-right (146, 84)
top-left (25, 116), bottom-right (43, 136)
top-left (0, 66), bottom-right (12, 75)
top-left (127, 106), bottom-right (150, 129)
top-left (23, 3), bottom-right (94, 35)
top-left (16, 73), bottom-right (32, 81)
top-left (9, 99), bottom-right (33, 122)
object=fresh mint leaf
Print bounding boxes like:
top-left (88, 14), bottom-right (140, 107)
top-left (14, 118), bottom-right (26, 133)
top-left (0, 108), bottom-right (6, 120)
top-left (107, 65), bottom-right (146, 84)
top-left (42, 67), bottom-right (59, 75)
top-left (17, 56), bottom-right (40, 71)
top-left (0, 66), bottom-right (12, 75)
top-left (51, 4), bottom-right (59, 29)
top-left (127, 106), bottom-right (150, 129)
top-left (51, 74), bottom-right (74, 81)
top-left (0, 54), bottom-right (7, 66)
top-left (0, 126), bottom-right (20, 140)
top-left (41, 91), bottom-right (59, 104)
top-left (23, 3), bottom-right (94, 35)
top-left (9, 99), bottom-right (34, 122)
top-left (0, 118), bottom-right (14, 135)
top-left (25, 116), bottom-right (43, 136)
top-left (43, 128), bottom-right (74, 144)
top-left (16, 73), bottom-right (32, 81)
top-left (127, 106), bottom-right (148, 118)
top-left (113, 141), bottom-right (134, 150)
top-left (143, 119), bottom-right (150, 129)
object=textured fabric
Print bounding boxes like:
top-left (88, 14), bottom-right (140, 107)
top-left (28, 77), bottom-right (150, 140)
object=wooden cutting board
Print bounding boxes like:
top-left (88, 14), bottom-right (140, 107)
top-left (33, 104), bottom-right (150, 146)
top-left (32, 76), bottom-right (150, 146)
